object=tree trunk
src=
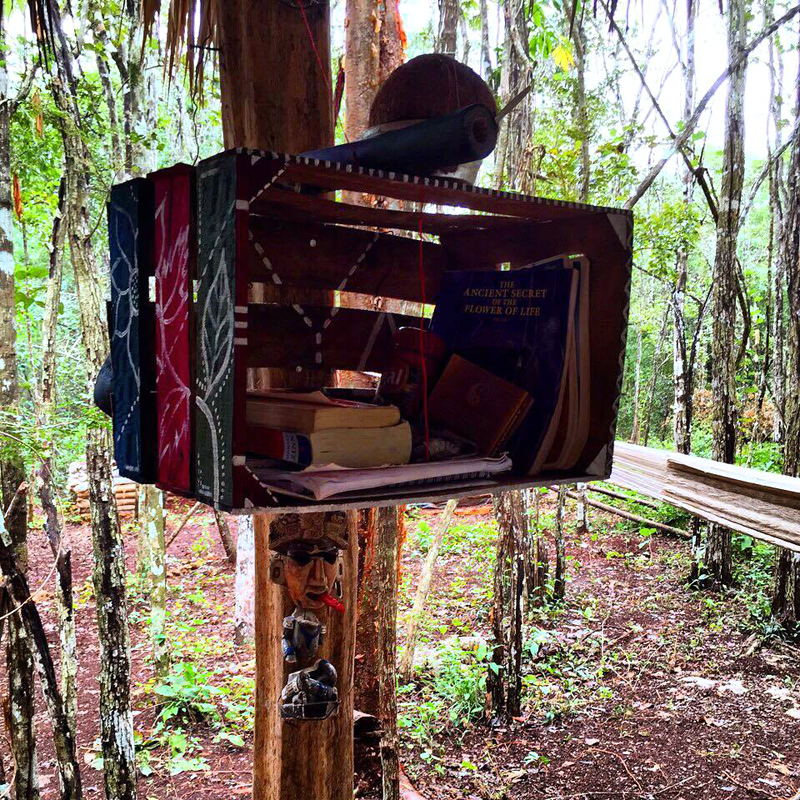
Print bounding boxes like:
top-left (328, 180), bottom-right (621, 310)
top-left (141, 486), bottom-right (169, 680)
top-left (567, 10), bottom-right (590, 203)
top-left (479, 0), bottom-right (492, 82)
top-left (0, 499), bottom-right (82, 800)
top-left (487, 496), bottom-right (508, 720)
top-left (0, 10), bottom-right (38, 796)
top-left (216, 5), bottom-right (360, 799)
top-left (436, 0), bottom-right (458, 56)
top-left (641, 305), bottom-right (670, 448)
top-left (235, 516), bottom-right (256, 644)
top-left (375, 508), bottom-right (401, 800)
top-left (553, 487), bottom-right (566, 601)
top-left (575, 483), bottom-right (589, 535)
top-left (525, 489), bottom-right (548, 609)
top-left (252, 512), bottom-right (358, 800)
top-left (214, 511), bottom-right (237, 568)
top-left (672, 0), bottom-right (697, 457)
top-left (772, 20), bottom-right (800, 625)
top-left (629, 326), bottom-right (643, 444)
top-left (705, 0), bottom-right (748, 591)
top-left (51, 25), bottom-right (138, 789)
top-left (35, 177), bottom-right (78, 740)
top-left (399, 499), bottom-right (457, 682)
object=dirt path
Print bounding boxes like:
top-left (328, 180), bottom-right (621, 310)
top-left (1, 495), bottom-right (798, 799)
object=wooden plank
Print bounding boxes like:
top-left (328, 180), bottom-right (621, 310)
top-left (247, 305), bottom-right (419, 372)
top-left (249, 217), bottom-right (455, 303)
top-left (107, 177), bottom-right (157, 483)
top-left (245, 151), bottom-right (631, 221)
top-left (234, 468), bottom-right (602, 513)
top-left (250, 190), bottom-right (535, 236)
top-left (152, 164), bottom-right (196, 495)
top-left (194, 152), bottom-right (241, 508)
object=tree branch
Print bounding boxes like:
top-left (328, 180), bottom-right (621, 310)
top-left (739, 127), bottom-right (796, 228)
top-left (625, 2), bottom-right (800, 209)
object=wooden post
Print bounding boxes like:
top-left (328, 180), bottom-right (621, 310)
top-left (214, 4), bottom-right (358, 799)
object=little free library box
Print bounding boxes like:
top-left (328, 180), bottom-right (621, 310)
top-left (106, 149), bottom-right (632, 513)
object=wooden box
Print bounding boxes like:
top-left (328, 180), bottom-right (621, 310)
top-left (107, 149), bottom-right (632, 512)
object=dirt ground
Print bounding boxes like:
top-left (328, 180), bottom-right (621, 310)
top-left (2, 493), bottom-right (799, 800)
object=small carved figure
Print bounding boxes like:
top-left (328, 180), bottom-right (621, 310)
top-left (282, 607), bottom-right (325, 663)
top-left (280, 659), bottom-right (339, 721)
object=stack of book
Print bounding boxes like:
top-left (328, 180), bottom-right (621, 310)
top-left (245, 390), bottom-right (412, 469)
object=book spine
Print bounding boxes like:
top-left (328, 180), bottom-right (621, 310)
top-left (247, 426), bottom-right (314, 466)
top-left (494, 398), bottom-right (532, 455)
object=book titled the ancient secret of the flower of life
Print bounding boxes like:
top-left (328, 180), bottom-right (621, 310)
top-left (429, 255), bottom-right (587, 474)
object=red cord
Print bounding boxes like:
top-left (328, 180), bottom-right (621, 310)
top-left (296, 0), bottom-right (333, 95)
top-left (417, 193), bottom-right (430, 461)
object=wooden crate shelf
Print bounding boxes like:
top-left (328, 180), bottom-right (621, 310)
top-left (107, 149), bottom-right (632, 512)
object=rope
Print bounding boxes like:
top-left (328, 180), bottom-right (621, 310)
top-left (296, 0), bottom-right (332, 96)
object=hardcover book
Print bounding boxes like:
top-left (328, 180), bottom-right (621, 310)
top-left (429, 257), bottom-right (579, 473)
top-left (427, 355), bottom-right (533, 456)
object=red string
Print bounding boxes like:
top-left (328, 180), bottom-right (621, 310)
top-left (296, 0), bottom-right (333, 95)
top-left (417, 192), bottom-right (430, 461)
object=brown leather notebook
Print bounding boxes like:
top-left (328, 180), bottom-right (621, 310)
top-left (427, 355), bottom-right (533, 456)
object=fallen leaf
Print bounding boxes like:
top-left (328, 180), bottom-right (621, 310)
top-left (704, 717), bottom-right (725, 727)
top-left (585, 738), bottom-right (600, 746)
top-left (786, 708), bottom-right (800, 720)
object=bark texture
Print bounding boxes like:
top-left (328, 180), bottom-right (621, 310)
top-left (142, 486), bottom-right (169, 680)
top-left (0, 11), bottom-right (38, 796)
top-left (705, 0), bottom-right (748, 590)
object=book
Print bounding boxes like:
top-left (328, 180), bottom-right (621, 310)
top-left (246, 390), bottom-right (400, 433)
top-left (244, 421), bottom-right (412, 469)
top-left (543, 257), bottom-right (591, 470)
top-left (427, 355), bottom-right (533, 456)
top-left (246, 455), bottom-right (513, 501)
top-left (429, 257), bottom-right (579, 474)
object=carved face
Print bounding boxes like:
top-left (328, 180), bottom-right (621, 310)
top-left (284, 545), bottom-right (340, 610)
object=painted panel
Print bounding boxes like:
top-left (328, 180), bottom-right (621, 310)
top-left (108, 178), bottom-right (156, 483)
top-left (153, 166), bottom-right (195, 493)
top-left (194, 154), bottom-right (237, 507)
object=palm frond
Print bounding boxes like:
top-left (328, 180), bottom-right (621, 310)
top-left (143, 0), bottom-right (221, 96)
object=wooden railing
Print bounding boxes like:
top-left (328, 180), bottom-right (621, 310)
top-left (609, 443), bottom-right (800, 553)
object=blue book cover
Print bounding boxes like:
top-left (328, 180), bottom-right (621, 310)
top-left (429, 258), bottom-right (578, 472)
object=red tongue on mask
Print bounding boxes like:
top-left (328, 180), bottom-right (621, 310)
top-left (320, 593), bottom-right (345, 613)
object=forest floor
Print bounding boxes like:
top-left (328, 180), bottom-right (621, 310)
top-left (3, 491), bottom-right (800, 800)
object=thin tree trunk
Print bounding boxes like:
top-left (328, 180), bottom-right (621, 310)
top-left (234, 516), bottom-right (256, 644)
top-left (705, 0), bottom-right (749, 591)
top-left (567, 10), bottom-right (590, 203)
top-left (553, 487), bottom-right (566, 601)
top-left (0, 10), bottom-right (38, 795)
top-left (0, 499), bottom-right (82, 800)
top-left (673, 0), bottom-right (697, 457)
top-left (575, 483), bottom-right (589, 535)
top-left (487, 494), bottom-right (508, 720)
top-left (142, 486), bottom-right (169, 680)
top-left (642, 305), bottom-right (670, 447)
top-left (375, 507), bottom-right (401, 800)
top-left (772, 20), bottom-right (800, 625)
top-left (525, 489), bottom-right (548, 608)
top-left (479, 0), bottom-right (492, 82)
top-left (214, 511), bottom-right (237, 567)
top-left (629, 326), bottom-right (643, 444)
top-left (53, 38), bottom-right (138, 794)
top-left (399, 499), bottom-right (457, 681)
top-left (35, 178), bottom-right (77, 739)
top-left (436, 0), bottom-right (458, 55)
